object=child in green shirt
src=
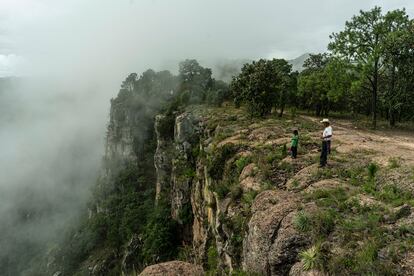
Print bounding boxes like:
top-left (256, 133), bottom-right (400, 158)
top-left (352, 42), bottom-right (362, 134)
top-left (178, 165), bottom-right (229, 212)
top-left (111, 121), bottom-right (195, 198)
top-left (290, 129), bottom-right (299, 159)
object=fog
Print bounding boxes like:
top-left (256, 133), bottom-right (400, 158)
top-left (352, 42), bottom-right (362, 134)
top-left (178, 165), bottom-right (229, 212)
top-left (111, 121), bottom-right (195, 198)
top-left (1, 0), bottom-right (414, 273)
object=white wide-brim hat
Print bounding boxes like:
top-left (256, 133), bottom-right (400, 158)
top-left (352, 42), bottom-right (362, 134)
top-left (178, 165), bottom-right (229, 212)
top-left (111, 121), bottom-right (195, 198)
top-left (320, 118), bottom-right (330, 123)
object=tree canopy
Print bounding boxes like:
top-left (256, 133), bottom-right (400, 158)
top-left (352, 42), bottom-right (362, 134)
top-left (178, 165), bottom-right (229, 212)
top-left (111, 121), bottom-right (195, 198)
top-left (328, 7), bottom-right (413, 128)
top-left (231, 59), bottom-right (295, 117)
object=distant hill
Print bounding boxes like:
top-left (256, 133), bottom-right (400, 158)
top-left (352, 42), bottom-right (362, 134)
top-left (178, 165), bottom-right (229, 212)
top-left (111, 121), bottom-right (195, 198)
top-left (288, 53), bottom-right (311, 72)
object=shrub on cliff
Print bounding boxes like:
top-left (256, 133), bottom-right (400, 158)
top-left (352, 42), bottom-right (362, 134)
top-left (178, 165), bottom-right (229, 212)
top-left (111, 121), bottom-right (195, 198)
top-left (141, 200), bottom-right (179, 265)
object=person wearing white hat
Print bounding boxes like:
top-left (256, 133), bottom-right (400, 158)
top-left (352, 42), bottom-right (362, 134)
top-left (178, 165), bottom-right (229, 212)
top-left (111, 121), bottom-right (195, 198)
top-left (319, 118), bottom-right (332, 167)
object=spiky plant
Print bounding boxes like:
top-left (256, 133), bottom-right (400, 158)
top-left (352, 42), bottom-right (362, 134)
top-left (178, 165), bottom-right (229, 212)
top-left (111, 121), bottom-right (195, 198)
top-left (300, 245), bottom-right (323, 271)
top-left (293, 211), bottom-right (311, 232)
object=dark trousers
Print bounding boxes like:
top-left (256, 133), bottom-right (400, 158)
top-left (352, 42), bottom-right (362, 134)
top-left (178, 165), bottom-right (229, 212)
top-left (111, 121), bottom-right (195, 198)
top-left (327, 140), bottom-right (331, 154)
top-left (320, 141), bottom-right (328, 166)
top-left (291, 146), bottom-right (297, 158)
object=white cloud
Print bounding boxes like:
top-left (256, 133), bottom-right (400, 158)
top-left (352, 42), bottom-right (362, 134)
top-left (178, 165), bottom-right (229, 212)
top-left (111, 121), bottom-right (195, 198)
top-left (0, 54), bottom-right (24, 76)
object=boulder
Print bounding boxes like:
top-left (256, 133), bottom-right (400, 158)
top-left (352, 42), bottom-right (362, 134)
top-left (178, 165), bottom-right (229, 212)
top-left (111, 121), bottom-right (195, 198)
top-left (243, 190), bottom-right (309, 275)
top-left (139, 261), bottom-right (203, 276)
top-left (289, 261), bottom-right (326, 276)
top-left (286, 164), bottom-right (319, 191)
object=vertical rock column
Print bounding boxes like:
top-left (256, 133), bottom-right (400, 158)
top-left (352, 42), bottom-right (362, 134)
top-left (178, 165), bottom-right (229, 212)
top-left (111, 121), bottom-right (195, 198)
top-left (154, 114), bottom-right (173, 202)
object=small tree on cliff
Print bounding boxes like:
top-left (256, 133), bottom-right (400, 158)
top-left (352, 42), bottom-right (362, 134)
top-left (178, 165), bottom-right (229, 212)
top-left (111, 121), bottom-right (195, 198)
top-left (231, 59), bottom-right (293, 117)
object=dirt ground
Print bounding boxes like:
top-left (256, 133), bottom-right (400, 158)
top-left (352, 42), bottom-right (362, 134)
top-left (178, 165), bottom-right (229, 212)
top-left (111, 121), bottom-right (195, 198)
top-left (303, 116), bottom-right (414, 166)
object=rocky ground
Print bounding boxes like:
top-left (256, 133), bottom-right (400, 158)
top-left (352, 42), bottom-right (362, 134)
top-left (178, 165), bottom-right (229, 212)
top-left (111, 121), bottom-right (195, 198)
top-left (142, 105), bottom-right (414, 275)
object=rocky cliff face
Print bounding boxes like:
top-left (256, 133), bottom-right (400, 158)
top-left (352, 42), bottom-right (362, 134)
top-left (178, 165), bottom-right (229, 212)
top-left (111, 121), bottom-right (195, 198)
top-left (105, 99), bottom-right (138, 170)
top-left (152, 108), bottom-right (313, 275)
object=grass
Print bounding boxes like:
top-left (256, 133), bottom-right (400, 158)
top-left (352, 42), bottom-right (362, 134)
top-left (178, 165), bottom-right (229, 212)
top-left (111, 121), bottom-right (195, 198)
top-left (300, 245), bottom-right (324, 271)
top-left (388, 157), bottom-right (401, 169)
top-left (305, 187), bottom-right (349, 208)
top-left (376, 185), bottom-right (414, 207)
top-left (291, 179), bottom-right (299, 188)
top-left (242, 190), bottom-right (259, 206)
top-left (265, 144), bottom-right (289, 165)
top-left (301, 160), bottom-right (412, 275)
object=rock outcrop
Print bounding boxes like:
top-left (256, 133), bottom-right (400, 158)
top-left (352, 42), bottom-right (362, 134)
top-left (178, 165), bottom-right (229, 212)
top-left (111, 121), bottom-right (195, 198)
top-left (243, 190), bottom-right (309, 275)
top-left (154, 114), bottom-right (174, 200)
top-left (139, 261), bottom-right (204, 276)
top-left (171, 112), bottom-right (199, 222)
top-left (105, 99), bottom-right (138, 168)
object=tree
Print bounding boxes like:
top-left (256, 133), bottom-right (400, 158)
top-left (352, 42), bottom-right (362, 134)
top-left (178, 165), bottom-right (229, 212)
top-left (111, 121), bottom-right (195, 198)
top-left (178, 59), bottom-right (213, 104)
top-left (121, 73), bottom-right (138, 92)
top-left (271, 59), bottom-right (295, 117)
top-left (381, 10), bottom-right (413, 126)
top-left (206, 80), bottom-right (230, 107)
top-left (231, 59), bottom-right (293, 117)
top-left (297, 54), bottom-right (330, 115)
top-left (298, 54), bottom-right (354, 116)
top-left (324, 58), bottom-right (354, 112)
top-left (329, 7), bottom-right (387, 128)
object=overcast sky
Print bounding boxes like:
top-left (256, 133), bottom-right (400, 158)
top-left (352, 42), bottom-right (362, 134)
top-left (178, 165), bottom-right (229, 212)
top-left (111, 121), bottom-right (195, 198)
top-left (0, 0), bottom-right (413, 78)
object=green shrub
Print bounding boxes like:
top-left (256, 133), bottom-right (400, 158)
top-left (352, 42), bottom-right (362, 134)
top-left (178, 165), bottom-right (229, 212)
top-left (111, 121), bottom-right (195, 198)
top-left (367, 163), bottom-right (379, 180)
top-left (353, 241), bottom-right (379, 273)
top-left (183, 168), bottom-right (196, 178)
top-left (178, 202), bottom-right (194, 225)
top-left (291, 179), bottom-right (300, 188)
top-left (177, 245), bottom-right (194, 263)
top-left (157, 113), bottom-right (176, 140)
top-left (235, 156), bottom-right (251, 174)
top-left (207, 245), bottom-right (219, 271)
top-left (208, 144), bottom-right (238, 180)
top-left (242, 190), bottom-right (259, 206)
top-left (281, 144), bottom-right (288, 158)
top-left (311, 209), bottom-right (336, 239)
top-left (294, 211), bottom-right (311, 232)
top-left (266, 152), bottom-right (281, 164)
top-left (141, 202), bottom-right (179, 264)
top-left (305, 187), bottom-right (348, 208)
top-left (230, 185), bottom-right (243, 201)
top-left (362, 179), bottom-right (377, 194)
top-left (214, 182), bottom-right (231, 199)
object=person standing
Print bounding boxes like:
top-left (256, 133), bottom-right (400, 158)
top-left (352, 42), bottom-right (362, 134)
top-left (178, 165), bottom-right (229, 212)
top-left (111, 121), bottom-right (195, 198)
top-left (319, 119), bottom-right (332, 167)
top-left (290, 129), bottom-right (299, 159)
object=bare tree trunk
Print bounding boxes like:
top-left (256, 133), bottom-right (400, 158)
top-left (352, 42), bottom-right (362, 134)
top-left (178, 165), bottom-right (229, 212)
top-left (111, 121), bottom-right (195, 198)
top-left (372, 59), bottom-right (379, 129)
top-left (279, 104), bottom-right (284, 117)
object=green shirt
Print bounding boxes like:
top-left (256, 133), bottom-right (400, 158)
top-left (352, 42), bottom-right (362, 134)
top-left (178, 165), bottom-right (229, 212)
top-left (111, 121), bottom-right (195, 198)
top-left (291, 135), bottom-right (299, 147)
